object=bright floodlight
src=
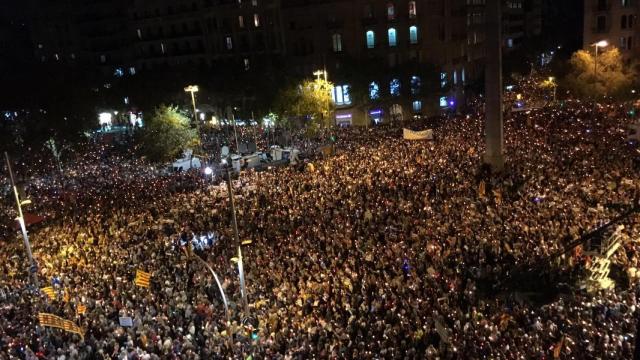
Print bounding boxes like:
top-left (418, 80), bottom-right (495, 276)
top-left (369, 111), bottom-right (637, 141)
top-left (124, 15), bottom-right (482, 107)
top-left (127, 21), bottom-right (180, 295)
top-left (98, 112), bottom-right (112, 125)
top-left (594, 40), bottom-right (608, 47)
top-left (204, 167), bottom-right (213, 175)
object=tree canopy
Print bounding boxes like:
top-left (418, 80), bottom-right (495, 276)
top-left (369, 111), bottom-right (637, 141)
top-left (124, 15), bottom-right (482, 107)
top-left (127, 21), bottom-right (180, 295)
top-left (137, 105), bottom-right (199, 163)
top-left (273, 78), bottom-right (335, 130)
top-left (564, 48), bottom-right (638, 100)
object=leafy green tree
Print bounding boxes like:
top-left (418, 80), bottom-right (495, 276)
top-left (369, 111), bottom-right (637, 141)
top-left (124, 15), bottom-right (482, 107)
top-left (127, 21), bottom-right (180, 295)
top-left (564, 48), bottom-right (638, 100)
top-left (137, 105), bottom-right (199, 162)
top-left (273, 78), bottom-right (335, 130)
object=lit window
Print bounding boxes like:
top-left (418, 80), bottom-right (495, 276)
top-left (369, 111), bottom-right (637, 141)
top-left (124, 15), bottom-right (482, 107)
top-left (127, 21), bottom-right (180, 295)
top-left (161, 43), bottom-right (166, 54)
top-left (239, 15), bottom-right (245, 28)
top-left (137, 29), bottom-right (142, 39)
top-left (439, 96), bottom-right (448, 107)
top-left (366, 30), bottom-right (375, 48)
top-left (124, 97), bottom-right (129, 105)
top-left (507, 38), bottom-right (513, 48)
top-left (129, 67), bottom-right (136, 75)
top-left (408, 1), bottom-right (417, 18)
top-left (409, 26), bottom-right (418, 44)
top-left (252, 0), bottom-right (258, 5)
top-left (440, 72), bottom-right (447, 88)
top-left (70, 53), bottom-right (76, 59)
top-left (54, 53), bottom-right (60, 61)
top-left (369, 82), bottom-right (380, 99)
top-left (390, 78), bottom-right (400, 96)
top-left (453, 70), bottom-right (458, 85)
top-left (387, 2), bottom-right (395, 20)
top-left (254, 14), bottom-right (260, 27)
top-left (38, 43), bottom-right (43, 49)
top-left (244, 58), bottom-right (250, 70)
top-left (410, 75), bottom-right (421, 95)
top-left (333, 85), bottom-right (351, 105)
top-left (114, 68), bottom-right (124, 77)
top-left (100, 54), bottom-right (106, 63)
top-left (388, 28), bottom-right (397, 47)
top-left (225, 36), bottom-right (233, 49)
top-left (412, 100), bottom-right (422, 112)
top-left (462, 68), bottom-right (466, 84)
top-left (332, 33), bottom-right (343, 52)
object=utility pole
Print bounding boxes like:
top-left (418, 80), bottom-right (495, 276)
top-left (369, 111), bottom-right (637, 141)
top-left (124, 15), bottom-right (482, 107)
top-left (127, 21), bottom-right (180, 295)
top-left (4, 152), bottom-right (39, 288)
top-left (483, 0), bottom-right (504, 172)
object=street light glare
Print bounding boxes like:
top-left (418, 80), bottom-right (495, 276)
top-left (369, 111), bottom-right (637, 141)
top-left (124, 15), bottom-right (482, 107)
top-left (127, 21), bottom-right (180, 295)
top-left (594, 40), bottom-right (608, 48)
top-left (204, 167), bottom-right (213, 175)
top-left (184, 85), bottom-right (199, 93)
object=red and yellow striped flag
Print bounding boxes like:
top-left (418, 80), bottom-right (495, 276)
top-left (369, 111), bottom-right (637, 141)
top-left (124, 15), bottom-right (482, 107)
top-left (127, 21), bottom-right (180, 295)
top-left (76, 304), bottom-right (86, 315)
top-left (134, 270), bottom-right (151, 288)
top-left (41, 287), bottom-right (56, 300)
top-left (63, 290), bottom-right (70, 303)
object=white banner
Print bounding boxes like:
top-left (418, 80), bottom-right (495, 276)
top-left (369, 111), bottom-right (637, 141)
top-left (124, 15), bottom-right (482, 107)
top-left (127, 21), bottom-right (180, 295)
top-left (403, 128), bottom-right (433, 140)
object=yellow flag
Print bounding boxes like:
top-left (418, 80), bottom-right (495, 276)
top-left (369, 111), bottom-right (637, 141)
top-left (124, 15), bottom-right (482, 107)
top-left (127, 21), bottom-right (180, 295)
top-left (134, 270), bottom-right (152, 288)
top-left (478, 181), bottom-right (486, 198)
top-left (41, 287), bottom-right (56, 300)
top-left (76, 304), bottom-right (87, 315)
top-left (553, 336), bottom-right (565, 358)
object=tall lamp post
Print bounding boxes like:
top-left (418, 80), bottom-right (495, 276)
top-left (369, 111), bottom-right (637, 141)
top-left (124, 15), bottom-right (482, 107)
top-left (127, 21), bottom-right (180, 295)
top-left (223, 157), bottom-right (249, 316)
top-left (4, 152), bottom-right (39, 288)
top-left (313, 69), bottom-right (331, 128)
top-left (548, 77), bottom-right (557, 103)
top-left (592, 40), bottom-right (608, 106)
top-left (184, 85), bottom-right (200, 133)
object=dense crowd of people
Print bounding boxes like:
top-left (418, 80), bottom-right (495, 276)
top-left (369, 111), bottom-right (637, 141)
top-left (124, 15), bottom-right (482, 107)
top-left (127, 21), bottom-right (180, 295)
top-left (2, 97), bottom-right (640, 359)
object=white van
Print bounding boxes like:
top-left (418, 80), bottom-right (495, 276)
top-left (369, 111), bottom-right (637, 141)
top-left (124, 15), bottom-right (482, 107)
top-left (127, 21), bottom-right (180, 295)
top-left (172, 156), bottom-right (202, 172)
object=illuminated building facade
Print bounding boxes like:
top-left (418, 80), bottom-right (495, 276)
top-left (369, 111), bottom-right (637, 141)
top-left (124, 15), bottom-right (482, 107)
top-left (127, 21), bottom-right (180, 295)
top-left (27, 0), bottom-right (541, 125)
top-left (583, 0), bottom-right (639, 56)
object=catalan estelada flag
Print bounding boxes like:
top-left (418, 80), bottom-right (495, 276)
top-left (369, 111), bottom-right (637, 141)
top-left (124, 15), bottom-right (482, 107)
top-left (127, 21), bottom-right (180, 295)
top-left (134, 270), bottom-right (151, 288)
top-left (41, 287), bottom-right (55, 300)
top-left (76, 304), bottom-right (86, 315)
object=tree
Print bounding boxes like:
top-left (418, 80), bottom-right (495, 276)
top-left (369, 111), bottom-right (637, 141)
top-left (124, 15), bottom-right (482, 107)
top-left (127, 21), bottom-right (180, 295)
top-left (273, 78), bottom-right (335, 131)
top-left (564, 48), bottom-right (638, 100)
top-left (137, 105), bottom-right (199, 163)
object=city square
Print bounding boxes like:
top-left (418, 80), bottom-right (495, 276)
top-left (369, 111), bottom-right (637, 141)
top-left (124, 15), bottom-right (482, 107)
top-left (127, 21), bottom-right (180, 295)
top-left (2, 0), bottom-right (640, 359)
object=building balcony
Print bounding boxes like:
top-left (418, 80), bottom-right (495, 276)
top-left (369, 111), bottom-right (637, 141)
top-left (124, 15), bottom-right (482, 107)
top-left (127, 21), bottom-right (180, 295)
top-left (361, 17), bottom-right (378, 26)
top-left (592, 24), bottom-right (612, 33)
top-left (326, 19), bottom-right (344, 29)
top-left (593, 2), bottom-right (612, 12)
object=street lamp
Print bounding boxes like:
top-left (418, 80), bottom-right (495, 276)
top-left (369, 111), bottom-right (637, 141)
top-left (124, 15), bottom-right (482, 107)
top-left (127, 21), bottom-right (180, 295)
top-left (184, 85), bottom-right (200, 133)
top-left (223, 157), bottom-right (249, 316)
top-left (4, 152), bottom-right (39, 288)
top-left (313, 69), bottom-right (332, 127)
top-left (592, 40), bottom-right (608, 105)
top-left (204, 166), bottom-right (213, 182)
top-left (548, 76), bottom-right (557, 103)
top-left (313, 69), bottom-right (327, 81)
